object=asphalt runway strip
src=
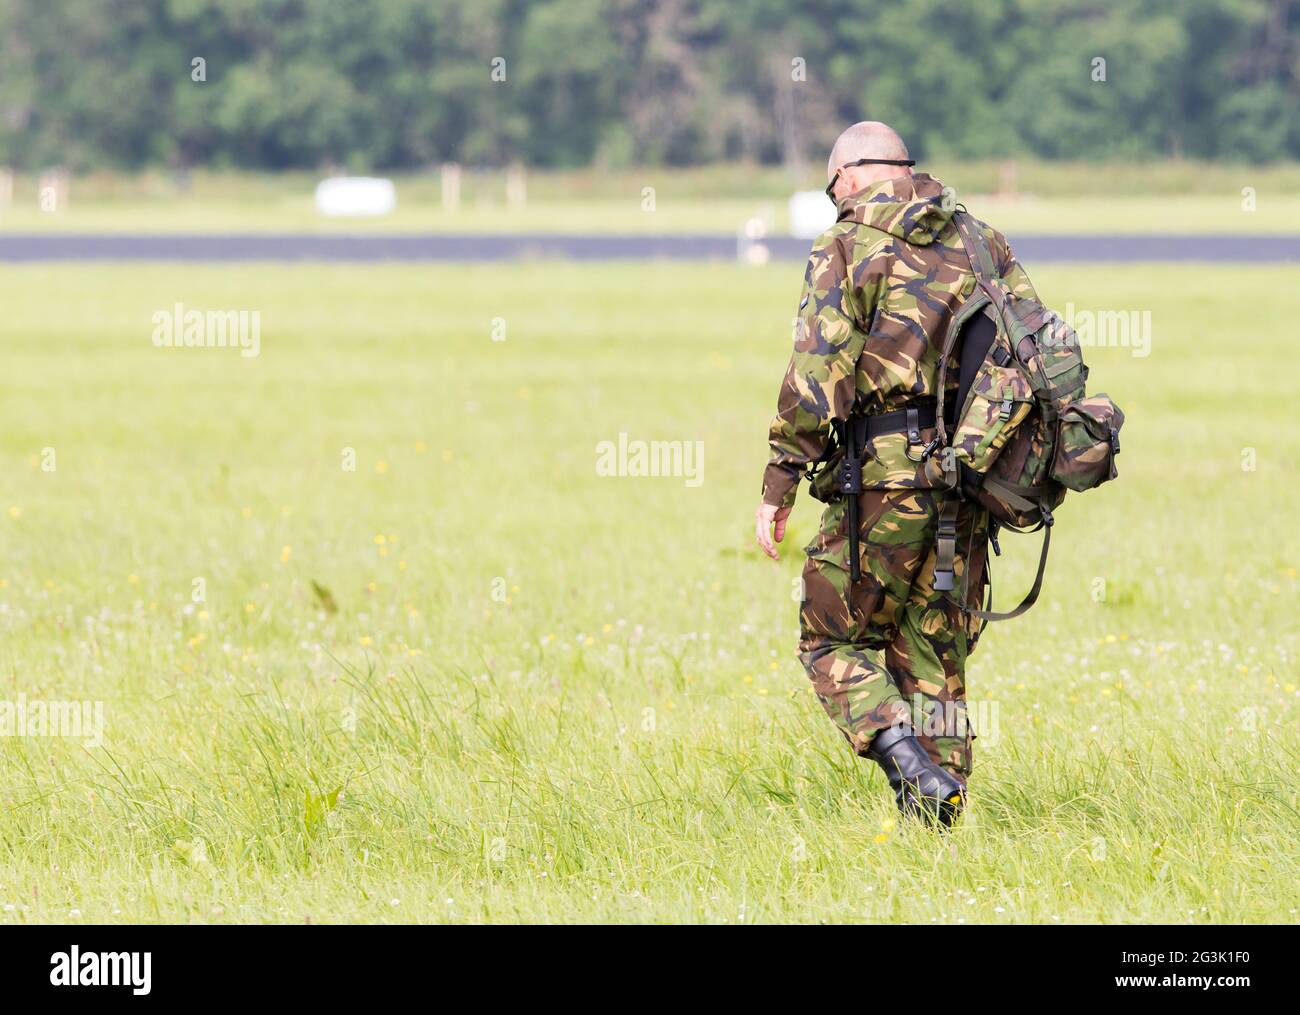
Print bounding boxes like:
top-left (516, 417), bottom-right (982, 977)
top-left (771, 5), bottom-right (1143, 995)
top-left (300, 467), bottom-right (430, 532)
top-left (0, 233), bottom-right (1297, 262)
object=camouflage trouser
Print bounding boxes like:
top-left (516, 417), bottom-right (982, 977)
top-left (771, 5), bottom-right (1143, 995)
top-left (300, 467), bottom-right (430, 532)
top-left (798, 488), bottom-right (989, 784)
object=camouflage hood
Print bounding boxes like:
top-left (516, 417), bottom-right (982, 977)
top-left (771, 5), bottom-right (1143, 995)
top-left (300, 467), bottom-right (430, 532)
top-left (834, 172), bottom-right (953, 245)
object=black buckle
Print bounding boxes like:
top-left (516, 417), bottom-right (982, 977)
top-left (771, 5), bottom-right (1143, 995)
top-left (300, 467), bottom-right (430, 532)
top-left (903, 406), bottom-right (933, 463)
top-left (998, 398), bottom-right (1013, 421)
top-left (920, 437), bottom-right (943, 461)
top-left (1109, 427), bottom-right (1121, 455)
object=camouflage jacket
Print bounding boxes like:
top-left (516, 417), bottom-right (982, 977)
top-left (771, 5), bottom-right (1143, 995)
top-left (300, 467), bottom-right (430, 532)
top-left (761, 173), bottom-right (1037, 509)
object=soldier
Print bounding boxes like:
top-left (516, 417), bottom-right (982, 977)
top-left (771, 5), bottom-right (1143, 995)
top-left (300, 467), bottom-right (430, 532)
top-left (754, 121), bottom-right (1038, 826)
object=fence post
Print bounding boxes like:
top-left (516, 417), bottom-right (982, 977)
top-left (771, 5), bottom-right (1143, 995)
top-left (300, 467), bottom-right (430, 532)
top-left (441, 162), bottom-right (461, 211)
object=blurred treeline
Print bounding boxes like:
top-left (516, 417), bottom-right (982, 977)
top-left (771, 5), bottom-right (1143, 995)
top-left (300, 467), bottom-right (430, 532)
top-left (1, 0), bottom-right (1296, 171)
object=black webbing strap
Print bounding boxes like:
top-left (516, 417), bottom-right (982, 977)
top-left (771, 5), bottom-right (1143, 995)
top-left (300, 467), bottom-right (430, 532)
top-left (836, 418), bottom-right (865, 583)
top-left (860, 400), bottom-right (937, 442)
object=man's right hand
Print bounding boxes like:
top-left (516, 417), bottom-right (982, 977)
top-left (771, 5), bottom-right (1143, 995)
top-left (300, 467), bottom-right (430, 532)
top-left (755, 501), bottom-right (792, 560)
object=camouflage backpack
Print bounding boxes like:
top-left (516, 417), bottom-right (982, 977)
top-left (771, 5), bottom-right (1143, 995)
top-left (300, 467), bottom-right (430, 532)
top-left (926, 209), bottom-right (1125, 621)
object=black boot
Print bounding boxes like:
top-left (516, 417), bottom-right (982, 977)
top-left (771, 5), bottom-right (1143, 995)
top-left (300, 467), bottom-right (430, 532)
top-left (866, 724), bottom-right (965, 826)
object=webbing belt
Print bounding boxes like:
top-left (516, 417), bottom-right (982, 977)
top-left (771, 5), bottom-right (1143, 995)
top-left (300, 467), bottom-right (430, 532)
top-left (855, 400), bottom-right (937, 444)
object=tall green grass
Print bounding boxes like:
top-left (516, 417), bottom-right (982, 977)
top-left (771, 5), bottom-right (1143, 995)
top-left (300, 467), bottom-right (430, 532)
top-left (0, 262), bottom-right (1295, 923)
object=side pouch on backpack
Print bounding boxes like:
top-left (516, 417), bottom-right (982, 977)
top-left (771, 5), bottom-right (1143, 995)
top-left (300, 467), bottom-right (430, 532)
top-left (950, 358), bottom-right (1035, 475)
top-left (1050, 394), bottom-right (1124, 491)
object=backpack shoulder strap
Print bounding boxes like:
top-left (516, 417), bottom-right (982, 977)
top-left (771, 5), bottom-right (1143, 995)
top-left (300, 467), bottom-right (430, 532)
top-left (953, 208), bottom-right (998, 283)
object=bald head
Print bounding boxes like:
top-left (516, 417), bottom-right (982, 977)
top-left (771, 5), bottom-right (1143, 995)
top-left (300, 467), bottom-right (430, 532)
top-left (828, 121), bottom-right (910, 174)
top-left (826, 121), bottom-right (912, 198)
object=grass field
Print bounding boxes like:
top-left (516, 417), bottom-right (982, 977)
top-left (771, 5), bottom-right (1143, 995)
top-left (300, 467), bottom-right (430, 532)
top-left (4, 161), bottom-right (1300, 234)
top-left (1, 260), bottom-right (1297, 923)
